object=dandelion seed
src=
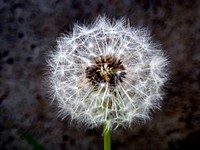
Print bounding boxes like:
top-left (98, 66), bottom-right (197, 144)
top-left (46, 16), bottom-right (168, 131)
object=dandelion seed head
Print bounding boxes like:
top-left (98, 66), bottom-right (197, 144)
top-left (46, 16), bottom-right (168, 130)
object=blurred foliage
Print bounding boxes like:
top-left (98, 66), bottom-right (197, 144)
top-left (21, 132), bottom-right (46, 150)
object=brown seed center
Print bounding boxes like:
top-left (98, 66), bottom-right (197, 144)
top-left (85, 55), bottom-right (126, 87)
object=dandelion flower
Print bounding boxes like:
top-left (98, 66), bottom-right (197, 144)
top-left (46, 16), bottom-right (168, 130)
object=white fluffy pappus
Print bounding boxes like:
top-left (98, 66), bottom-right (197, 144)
top-left (46, 16), bottom-right (168, 130)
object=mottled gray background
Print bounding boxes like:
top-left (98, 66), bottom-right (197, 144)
top-left (0, 0), bottom-right (200, 150)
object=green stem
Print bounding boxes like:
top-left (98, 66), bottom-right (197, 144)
top-left (103, 122), bottom-right (111, 150)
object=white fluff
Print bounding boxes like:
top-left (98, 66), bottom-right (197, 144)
top-left (46, 16), bottom-right (168, 130)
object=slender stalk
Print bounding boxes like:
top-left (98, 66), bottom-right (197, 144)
top-left (103, 122), bottom-right (111, 150)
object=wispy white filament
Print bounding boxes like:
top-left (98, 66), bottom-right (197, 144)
top-left (46, 16), bottom-right (168, 130)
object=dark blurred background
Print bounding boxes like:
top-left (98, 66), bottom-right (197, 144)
top-left (0, 0), bottom-right (200, 149)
